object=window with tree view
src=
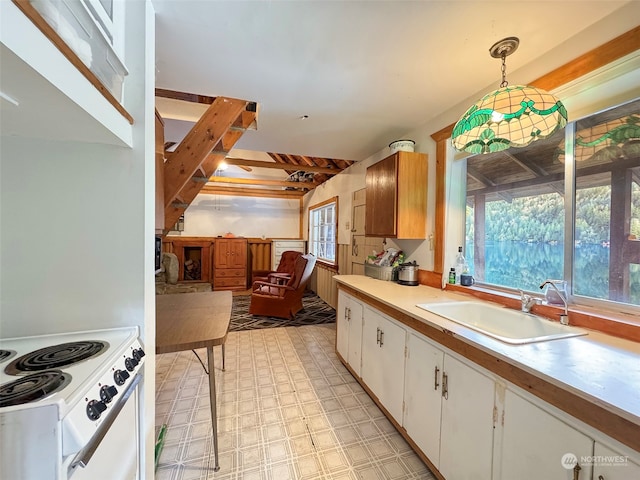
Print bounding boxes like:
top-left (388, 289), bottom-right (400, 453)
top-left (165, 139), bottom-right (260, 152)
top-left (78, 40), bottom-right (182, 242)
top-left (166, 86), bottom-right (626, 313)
top-left (309, 197), bottom-right (337, 265)
top-left (465, 98), bottom-right (640, 307)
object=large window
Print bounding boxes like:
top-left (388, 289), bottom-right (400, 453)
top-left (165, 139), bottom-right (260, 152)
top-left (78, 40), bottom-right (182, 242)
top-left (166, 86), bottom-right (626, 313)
top-left (309, 197), bottom-right (338, 265)
top-left (465, 98), bottom-right (640, 308)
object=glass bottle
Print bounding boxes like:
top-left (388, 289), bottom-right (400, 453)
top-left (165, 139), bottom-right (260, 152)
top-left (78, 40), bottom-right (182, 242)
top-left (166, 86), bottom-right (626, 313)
top-left (455, 246), bottom-right (466, 284)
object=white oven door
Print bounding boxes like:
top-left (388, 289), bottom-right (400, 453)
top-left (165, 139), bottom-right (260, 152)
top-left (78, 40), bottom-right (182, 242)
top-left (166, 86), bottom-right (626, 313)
top-left (69, 387), bottom-right (139, 480)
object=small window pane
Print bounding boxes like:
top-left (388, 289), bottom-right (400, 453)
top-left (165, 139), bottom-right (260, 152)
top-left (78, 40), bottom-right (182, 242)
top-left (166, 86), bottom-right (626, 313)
top-left (308, 200), bottom-right (337, 264)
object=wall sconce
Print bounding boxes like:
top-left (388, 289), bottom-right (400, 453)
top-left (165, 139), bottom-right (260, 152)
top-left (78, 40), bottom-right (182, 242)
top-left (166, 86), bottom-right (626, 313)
top-left (452, 37), bottom-right (568, 155)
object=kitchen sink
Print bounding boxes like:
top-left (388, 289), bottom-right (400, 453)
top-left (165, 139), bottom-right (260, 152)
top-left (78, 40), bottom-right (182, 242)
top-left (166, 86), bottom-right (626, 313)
top-left (416, 301), bottom-right (587, 345)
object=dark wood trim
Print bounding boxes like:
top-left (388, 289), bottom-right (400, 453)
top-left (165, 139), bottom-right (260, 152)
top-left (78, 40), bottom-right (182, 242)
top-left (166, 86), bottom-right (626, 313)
top-left (155, 88), bottom-right (216, 105)
top-left (200, 185), bottom-right (305, 199)
top-left (155, 88), bottom-right (258, 113)
top-left (337, 283), bottom-right (640, 454)
top-left (431, 126), bottom-right (451, 274)
top-left (417, 269), bottom-right (441, 288)
top-left (12, 0), bottom-right (134, 125)
top-left (222, 157), bottom-right (342, 174)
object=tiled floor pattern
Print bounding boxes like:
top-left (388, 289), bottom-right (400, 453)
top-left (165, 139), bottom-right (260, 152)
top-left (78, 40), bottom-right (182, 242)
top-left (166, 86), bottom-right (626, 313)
top-left (155, 324), bottom-right (436, 480)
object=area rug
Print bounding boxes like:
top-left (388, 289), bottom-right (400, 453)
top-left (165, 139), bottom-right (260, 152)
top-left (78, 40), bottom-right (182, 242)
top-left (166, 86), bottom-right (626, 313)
top-left (229, 292), bottom-right (336, 331)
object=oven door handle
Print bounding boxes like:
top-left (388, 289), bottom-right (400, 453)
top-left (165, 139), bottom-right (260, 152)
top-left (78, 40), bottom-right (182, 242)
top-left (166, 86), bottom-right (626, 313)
top-left (68, 373), bottom-right (141, 474)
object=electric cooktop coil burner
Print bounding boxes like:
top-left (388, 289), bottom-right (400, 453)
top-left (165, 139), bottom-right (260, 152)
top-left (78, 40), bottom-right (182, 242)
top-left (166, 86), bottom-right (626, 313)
top-left (0, 349), bottom-right (17, 363)
top-left (4, 340), bottom-right (108, 375)
top-left (0, 369), bottom-right (72, 407)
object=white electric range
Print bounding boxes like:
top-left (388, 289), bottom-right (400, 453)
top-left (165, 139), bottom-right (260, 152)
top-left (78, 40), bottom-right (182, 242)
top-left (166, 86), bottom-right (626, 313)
top-left (0, 327), bottom-right (145, 480)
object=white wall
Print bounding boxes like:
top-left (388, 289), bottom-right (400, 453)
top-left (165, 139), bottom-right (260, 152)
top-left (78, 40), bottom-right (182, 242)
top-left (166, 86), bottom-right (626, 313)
top-left (0, 1), bottom-right (156, 477)
top-left (173, 194), bottom-right (301, 238)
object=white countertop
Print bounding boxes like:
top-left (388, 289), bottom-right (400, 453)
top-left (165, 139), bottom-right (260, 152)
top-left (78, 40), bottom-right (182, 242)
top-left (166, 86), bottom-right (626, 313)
top-left (334, 275), bottom-right (640, 428)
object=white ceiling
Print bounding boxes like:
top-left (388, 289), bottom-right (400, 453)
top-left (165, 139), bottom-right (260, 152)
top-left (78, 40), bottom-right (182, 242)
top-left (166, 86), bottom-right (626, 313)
top-left (154, 1), bottom-right (637, 162)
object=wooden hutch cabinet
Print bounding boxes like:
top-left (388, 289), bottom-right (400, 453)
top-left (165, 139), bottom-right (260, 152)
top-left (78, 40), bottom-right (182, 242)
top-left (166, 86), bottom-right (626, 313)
top-left (213, 238), bottom-right (248, 291)
top-left (365, 151), bottom-right (427, 239)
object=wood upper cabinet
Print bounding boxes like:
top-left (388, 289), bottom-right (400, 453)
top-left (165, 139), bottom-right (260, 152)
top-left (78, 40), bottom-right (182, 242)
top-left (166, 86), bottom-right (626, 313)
top-left (365, 151), bottom-right (428, 239)
top-left (213, 238), bottom-right (248, 291)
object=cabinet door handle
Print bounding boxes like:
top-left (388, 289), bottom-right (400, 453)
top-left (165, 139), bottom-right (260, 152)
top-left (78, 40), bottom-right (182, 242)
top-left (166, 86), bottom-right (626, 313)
top-left (573, 463), bottom-right (581, 480)
top-left (434, 366), bottom-right (440, 390)
top-left (347, 307), bottom-right (351, 321)
top-left (379, 330), bottom-right (384, 347)
top-left (598, 476), bottom-right (604, 480)
top-left (376, 327), bottom-right (380, 345)
top-left (442, 372), bottom-right (448, 399)
top-left (344, 307), bottom-right (349, 321)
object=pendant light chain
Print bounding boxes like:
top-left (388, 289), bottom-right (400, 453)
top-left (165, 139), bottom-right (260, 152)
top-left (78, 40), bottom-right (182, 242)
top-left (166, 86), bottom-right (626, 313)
top-left (500, 53), bottom-right (508, 88)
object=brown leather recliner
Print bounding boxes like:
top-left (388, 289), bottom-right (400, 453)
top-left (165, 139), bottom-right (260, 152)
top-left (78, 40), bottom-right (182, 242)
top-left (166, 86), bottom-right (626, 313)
top-left (249, 254), bottom-right (317, 319)
top-left (251, 250), bottom-right (303, 284)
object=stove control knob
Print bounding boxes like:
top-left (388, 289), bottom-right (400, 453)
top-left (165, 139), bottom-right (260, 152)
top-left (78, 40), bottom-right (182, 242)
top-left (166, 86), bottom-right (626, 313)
top-left (100, 385), bottom-right (118, 403)
top-left (86, 399), bottom-right (108, 420)
top-left (114, 369), bottom-right (130, 386)
top-left (132, 348), bottom-right (146, 362)
top-left (125, 357), bottom-right (139, 372)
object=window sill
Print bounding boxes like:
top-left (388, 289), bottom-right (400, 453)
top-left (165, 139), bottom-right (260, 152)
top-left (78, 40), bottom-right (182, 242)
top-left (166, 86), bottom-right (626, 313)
top-left (444, 283), bottom-right (640, 343)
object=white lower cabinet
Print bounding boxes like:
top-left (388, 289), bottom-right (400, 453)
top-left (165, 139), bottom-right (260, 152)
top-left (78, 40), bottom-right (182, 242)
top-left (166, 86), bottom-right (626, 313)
top-left (361, 306), bottom-right (406, 423)
top-left (498, 388), bottom-right (593, 480)
top-left (336, 291), bottom-right (364, 376)
top-left (593, 442), bottom-right (640, 480)
top-left (438, 354), bottom-right (495, 480)
top-left (404, 333), bottom-right (445, 466)
top-left (336, 290), bottom-right (640, 480)
top-left (404, 332), bottom-right (495, 479)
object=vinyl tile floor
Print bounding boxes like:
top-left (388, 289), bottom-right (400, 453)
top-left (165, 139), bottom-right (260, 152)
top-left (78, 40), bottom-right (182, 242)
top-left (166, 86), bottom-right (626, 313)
top-left (155, 324), bottom-right (436, 480)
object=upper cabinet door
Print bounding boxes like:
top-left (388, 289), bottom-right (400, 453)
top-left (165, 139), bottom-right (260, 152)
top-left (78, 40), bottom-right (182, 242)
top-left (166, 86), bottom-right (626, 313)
top-left (365, 152), bottom-right (427, 239)
top-left (365, 155), bottom-right (398, 237)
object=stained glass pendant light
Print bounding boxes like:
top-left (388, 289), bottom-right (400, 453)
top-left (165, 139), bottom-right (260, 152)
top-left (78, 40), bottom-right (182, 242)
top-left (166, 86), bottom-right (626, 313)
top-left (452, 37), bottom-right (568, 154)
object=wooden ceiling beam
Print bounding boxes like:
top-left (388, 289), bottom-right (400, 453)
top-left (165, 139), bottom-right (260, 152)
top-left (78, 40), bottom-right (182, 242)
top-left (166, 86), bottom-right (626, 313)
top-left (297, 155), bottom-right (316, 167)
top-left (155, 88), bottom-right (258, 114)
top-left (502, 151), bottom-right (564, 196)
top-left (209, 176), bottom-right (319, 189)
top-left (163, 102), bottom-right (257, 231)
top-left (200, 185), bottom-right (305, 199)
top-left (222, 157), bottom-right (341, 174)
top-left (163, 96), bottom-right (247, 209)
top-left (155, 88), bottom-right (216, 105)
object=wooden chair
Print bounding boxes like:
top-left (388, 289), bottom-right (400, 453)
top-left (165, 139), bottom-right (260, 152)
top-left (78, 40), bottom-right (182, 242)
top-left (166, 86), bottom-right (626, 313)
top-left (251, 250), bottom-right (303, 285)
top-left (249, 254), bottom-right (317, 319)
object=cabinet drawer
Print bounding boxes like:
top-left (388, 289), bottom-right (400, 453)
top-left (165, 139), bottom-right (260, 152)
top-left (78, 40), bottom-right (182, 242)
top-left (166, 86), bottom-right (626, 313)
top-left (214, 277), bottom-right (246, 288)
top-left (274, 247), bottom-right (303, 257)
top-left (215, 268), bottom-right (245, 278)
top-left (274, 241), bottom-right (305, 249)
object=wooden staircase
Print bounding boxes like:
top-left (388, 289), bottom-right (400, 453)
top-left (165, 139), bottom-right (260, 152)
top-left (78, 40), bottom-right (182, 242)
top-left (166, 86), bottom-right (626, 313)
top-left (157, 96), bottom-right (257, 234)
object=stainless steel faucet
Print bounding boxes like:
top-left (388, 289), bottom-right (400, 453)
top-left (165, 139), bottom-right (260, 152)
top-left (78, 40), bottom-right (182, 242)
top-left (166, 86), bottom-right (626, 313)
top-left (519, 290), bottom-right (540, 313)
top-left (539, 280), bottom-right (569, 325)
